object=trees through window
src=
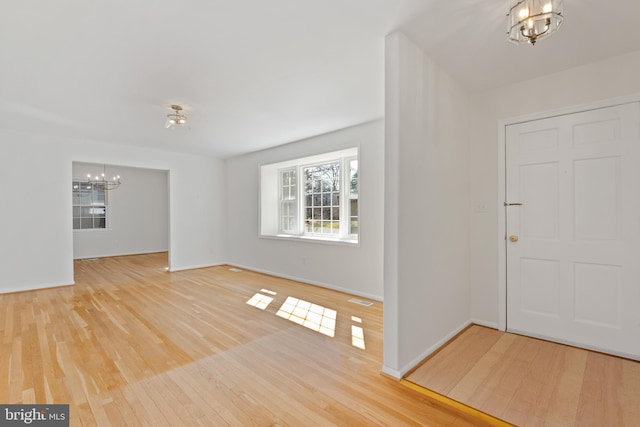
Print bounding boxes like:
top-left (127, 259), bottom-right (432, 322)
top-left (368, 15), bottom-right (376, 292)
top-left (303, 162), bottom-right (341, 235)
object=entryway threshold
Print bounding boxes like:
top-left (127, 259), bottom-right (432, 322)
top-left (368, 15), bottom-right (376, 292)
top-left (400, 379), bottom-right (514, 427)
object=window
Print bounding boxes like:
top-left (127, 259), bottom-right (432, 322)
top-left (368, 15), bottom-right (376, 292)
top-left (349, 158), bottom-right (359, 235)
top-left (280, 169), bottom-right (297, 233)
top-left (303, 162), bottom-right (340, 235)
top-left (72, 181), bottom-right (107, 230)
top-left (261, 148), bottom-right (358, 243)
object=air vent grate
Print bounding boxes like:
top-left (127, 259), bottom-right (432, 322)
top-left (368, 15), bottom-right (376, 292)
top-left (348, 298), bottom-right (373, 307)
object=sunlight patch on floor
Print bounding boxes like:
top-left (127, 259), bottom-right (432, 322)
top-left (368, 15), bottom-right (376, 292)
top-left (351, 325), bottom-right (365, 349)
top-left (276, 296), bottom-right (336, 337)
top-left (246, 293), bottom-right (274, 310)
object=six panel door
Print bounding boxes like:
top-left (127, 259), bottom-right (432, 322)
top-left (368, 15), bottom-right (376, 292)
top-left (505, 102), bottom-right (640, 359)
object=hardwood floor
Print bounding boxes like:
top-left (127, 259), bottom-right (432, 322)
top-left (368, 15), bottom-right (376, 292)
top-left (0, 253), bottom-right (492, 426)
top-left (406, 325), bottom-right (640, 427)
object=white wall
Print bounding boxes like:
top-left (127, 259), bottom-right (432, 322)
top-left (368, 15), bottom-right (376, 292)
top-left (383, 32), bottom-right (471, 376)
top-left (225, 120), bottom-right (384, 300)
top-left (469, 49), bottom-right (640, 325)
top-left (0, 129), bottom-right (226, 294)
top-left (72, 163), bottom-right (169, 259)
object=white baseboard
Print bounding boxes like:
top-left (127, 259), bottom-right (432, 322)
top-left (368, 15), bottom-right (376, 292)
top-left (508, 328), bottom-right (640, 362)
top-left (470, 318), bottom-right (499, 330)
top-left (0, 281), bottom-right (75, 295)
top-left (381, 365), bottom-right (403, 379)
top-left (388, 319), bottom-right (474, 379)
top-left (226, 263), bottom-right (383, 302)
top-left (73, 249), bottom-right (168, 260)
top-left (169, 262), bottom-right (225, 272)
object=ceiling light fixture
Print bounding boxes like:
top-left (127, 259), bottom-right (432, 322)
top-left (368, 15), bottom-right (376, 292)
top-left (165, 104), bottom-right (187, 129)
top-left (87, 165), bottom-right (121, 190)
top-left (507, 0), bottom-right (563, 46)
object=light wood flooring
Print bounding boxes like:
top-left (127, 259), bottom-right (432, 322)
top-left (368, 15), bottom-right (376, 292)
top-left (406, 325), bottom-right (640, 427)
top-left (0, 253), bottom-right (493, 426)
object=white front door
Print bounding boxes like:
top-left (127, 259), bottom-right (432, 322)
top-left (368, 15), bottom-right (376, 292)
top-left (505, 102), bottom-right (640, 360)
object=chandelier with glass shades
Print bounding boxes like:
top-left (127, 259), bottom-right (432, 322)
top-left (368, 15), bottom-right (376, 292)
top-left (87, 165), bottom-right (121, 190)
top-left (165, 104), bottom-right (187, 129)
top-left (507, 0), bottom-right (564, 45)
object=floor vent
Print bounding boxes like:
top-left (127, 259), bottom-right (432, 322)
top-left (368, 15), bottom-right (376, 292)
top-left (348, 298), bottom-right (373, 307)
top-left (229, 268), bottom-right (243, 273)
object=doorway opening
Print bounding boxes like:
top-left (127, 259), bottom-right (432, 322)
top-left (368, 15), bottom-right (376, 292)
top-left (72, 162), bottom-right (171, 278)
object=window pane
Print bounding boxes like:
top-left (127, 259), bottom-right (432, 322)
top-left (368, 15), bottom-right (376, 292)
top-left (350, 199), bottom-right (359, 235)
top-left (303, 162), bottom-right (341, 235)
top-left (281, 169), bottom-right (296, 201)
top-left (332, 207), bottom-right (340, 220)
top-left (281, 201), bottom-right (296, 233)
top-left (350, 199), bottom-right (358, 215)
top-left (330, 221), bottom-right (339, 234)
top-left (72, 180), bottom-right (108, 230)
top-left (94, 188), bottom-right (106, 205)
top-left (350, 159), bottom-right (358, 196)
top-left (349, 159), bottom-right (359, 236)
top-left (279, 169), bottom-right (297, 233)
top-left (77, 188), bottom-right (91, 205)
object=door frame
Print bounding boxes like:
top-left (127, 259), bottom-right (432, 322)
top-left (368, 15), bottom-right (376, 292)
top-left (497, 93), bottom-right (640, 332)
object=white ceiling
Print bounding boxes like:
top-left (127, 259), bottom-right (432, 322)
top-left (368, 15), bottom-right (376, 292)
top-left (2, 1), bottom-right (639, 158)
top-left (401, 0), bottom-right (640, 92)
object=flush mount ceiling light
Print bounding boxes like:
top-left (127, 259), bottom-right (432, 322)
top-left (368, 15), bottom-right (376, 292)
top-left (87, 165), bottom-right (121, 190)
top-left (507, 0), bottom-right (563, 46)
top-left (165, 104), bottom-right (187, 129)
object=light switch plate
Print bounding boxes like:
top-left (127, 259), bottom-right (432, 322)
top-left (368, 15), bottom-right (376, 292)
top-left (474, 201), bottom-right (488, 213)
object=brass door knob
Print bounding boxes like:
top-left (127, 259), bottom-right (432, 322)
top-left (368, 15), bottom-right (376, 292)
top-left (509, 235), bottom-right (519, 242)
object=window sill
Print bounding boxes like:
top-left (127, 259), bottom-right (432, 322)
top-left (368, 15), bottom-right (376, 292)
top-left (260, 233), bottom-right (359, 247)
